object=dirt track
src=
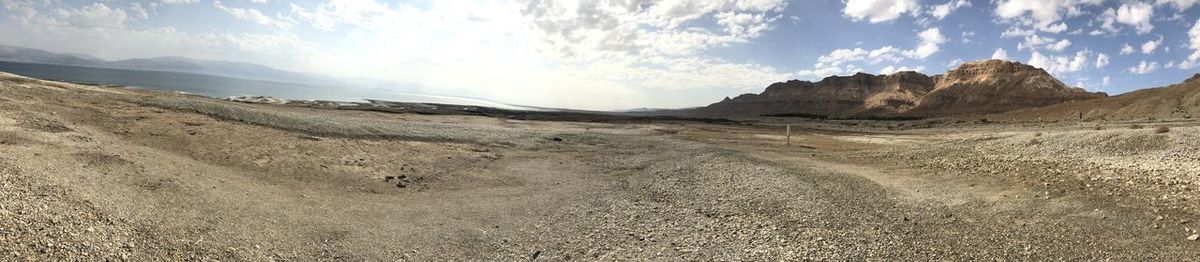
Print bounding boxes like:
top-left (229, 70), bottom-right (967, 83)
top-left (2, 72), bottom-right (1199, 260)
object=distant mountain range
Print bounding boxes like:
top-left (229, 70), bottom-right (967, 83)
top-left (0, 45), bottom-right (333, 85)
top-left (691, 60), bottom-right (1108, 118)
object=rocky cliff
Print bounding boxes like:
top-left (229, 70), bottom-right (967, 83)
top-left (696, 60), bottom-right (1107, 118)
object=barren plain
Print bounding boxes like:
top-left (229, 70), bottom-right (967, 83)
top-left (2, 72), bottom-right (1199, 260)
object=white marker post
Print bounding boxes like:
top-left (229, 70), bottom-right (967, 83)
top-left (786, 124), bottom-right (791, 146)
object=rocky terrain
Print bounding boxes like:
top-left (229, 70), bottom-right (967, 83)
top-left (697, 60), bottom-right (1106, 118)
top-left (1, 71), bottom-right (1198, 260)
top-left (997, 73), bottom-right (1200, 121)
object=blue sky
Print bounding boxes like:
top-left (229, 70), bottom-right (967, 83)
top-left (2, 0), bottom-right (1200, 110)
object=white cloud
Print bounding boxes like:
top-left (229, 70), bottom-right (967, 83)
top-left (994, 0), bottom-right (1102, 33)
top-left (160, 0), bottom-right (199, 4)
top-left (879, 65), bottom-right (925, 74)
top-left (946, 58), bottom-right (963, 67)
top-left (0, 21), bottom-right (313, 70)
top-left (930, 0), bottom-right (970, 20)
top-left (213, 0), bottom-right (287, 28)
top-left (1095, 8), bottom-right (1119, 35)
top-left (801, 27), bottom-right (943, 77)
top-left (1115, 2), bottom-right (1155, 34)
top-left (1141, 36), bottom-right (1163, 54)
top-left (867, 46), bottom-right (905, 63)
top-left (1128, 60), bottom-right (1159, 74)
top-left (817, 48), bottom-right (869, 66)
top-left (1121, 43), bottom-right (1135, 54)
top-left (843, 0), bottom-right (920, 23)
top-left (290, 0), bottom-right (788, 62)
top-left (1184, 17), bottom-right (1200, 68)
top-left (1018, 34), bottom-right (1071, 52)
top-left (1093, 3), bottom-right (1154, 35)
top-left (992, 48), bottom-right (1009, 60)
top-left (1028, 50), bottom-right (1091, 75)
top-left (811, 45), bottom-right (906, 68)
top-left (715, 12), bottom-right (774, 39)
top-left (1041, 22), bottom-right (1069, 33)
top-left (129, 3), bottom-right (150, 20)
top-left (1046, 39), bottom-right (1072, 51)
top-left (1102, 76), bottom-right (1111, 86)
top-left (1095, 53), bottom-right (1110, 68)
top-left (797, 64), bottom-right (864, 78)
top-left (51, 3), bottom-right (129, 29)
top-left (1157, 0), bottom-right (1200, 11)
top-left (1180, 60), bottom-right (1196, 69)
top-left (1001, 27), bottom-right (1035, 38)
top-left (903, 27), bottom-right (945, 59)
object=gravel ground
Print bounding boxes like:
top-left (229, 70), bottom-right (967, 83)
top-left (856, 125), bottom-right (1200, 214)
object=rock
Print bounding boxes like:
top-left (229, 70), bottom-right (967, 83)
top-left (551, 137), bottom-right (563, 142)
top-left (1189, 234), bottom-right (1199, 241)
top-left (225, 95), bottom-right (288, 105)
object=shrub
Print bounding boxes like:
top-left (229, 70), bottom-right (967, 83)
top-left (1155, 126), bottom-right (1170, 133)
top-left (1130, 124), bottom-right (1144, 129)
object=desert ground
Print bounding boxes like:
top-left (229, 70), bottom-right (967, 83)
top-left (2, 71), bottom-right (1199, 260)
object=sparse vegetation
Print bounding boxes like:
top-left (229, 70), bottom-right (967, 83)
top-left (1130, 124), bottom-right (1144, 129)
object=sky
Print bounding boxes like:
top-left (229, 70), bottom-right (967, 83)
top-left (2, 0), bottom-right (1200, 110)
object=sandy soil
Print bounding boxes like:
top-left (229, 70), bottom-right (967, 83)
top-left (2, 72), bottom-right (1199, 260)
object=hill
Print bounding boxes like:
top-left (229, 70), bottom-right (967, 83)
top-left (0, 44), bottom-right (330, 84)
top-left (996, 74), bottom-right (1200, 121)
top-left (694, 60), bottom-right (1106, 118)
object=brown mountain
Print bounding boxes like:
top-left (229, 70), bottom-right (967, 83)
top-left (695, 60), bottom-right (1107, 118)
top-left (995, 74), bottom-right (1200, 121)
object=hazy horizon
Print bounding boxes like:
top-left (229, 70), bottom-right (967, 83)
top-left (4, 0), bottom-right (1200, 110)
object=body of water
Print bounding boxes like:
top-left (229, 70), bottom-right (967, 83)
top-left (0, 61), bottom-right (530, 110)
